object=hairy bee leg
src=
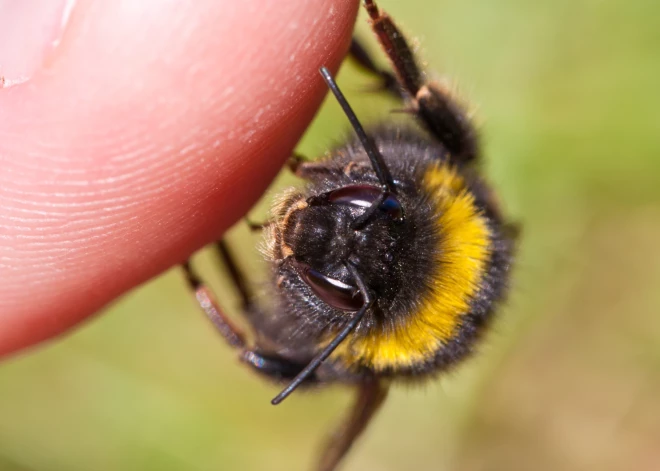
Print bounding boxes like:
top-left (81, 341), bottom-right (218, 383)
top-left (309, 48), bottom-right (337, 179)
top-left (245, 218), bottom-right (271, 232)
top-left (289, 154), bottom-right (375, 183)
top-left (317, 379), bottom-right (389, 471)
top-left (349, 39), bottom-right (401, 100)
top-left (286, 152), bottom-right (308, 176)
top-left (363, 0), bottom-right (421, 96)
top-left (182, 260), bottom-right (247, 348)
top-left (363, 0), bottom-right (478, 162)
top-left (182, 261), bottom-right (319, 382)
top-left (241, 349), bottom-right (320, 383)
top-left (213, 240), bottom-right (252, 309)
top-left (288, 153), bottom-right (336, 180)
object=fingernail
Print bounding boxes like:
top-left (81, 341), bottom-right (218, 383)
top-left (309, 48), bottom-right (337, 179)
top-left (0, 0), bottom-right (76, 88)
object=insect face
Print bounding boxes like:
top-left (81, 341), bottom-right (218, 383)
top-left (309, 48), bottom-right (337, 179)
top-left (276, 185), bottom-right (405, 303)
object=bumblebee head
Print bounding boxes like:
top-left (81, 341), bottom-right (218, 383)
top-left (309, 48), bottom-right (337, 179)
top-left (280, 183), bottom-right (407, 312)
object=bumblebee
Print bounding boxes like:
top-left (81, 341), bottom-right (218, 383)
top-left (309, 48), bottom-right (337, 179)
top-left (183, 1), bottom-right (515, 469)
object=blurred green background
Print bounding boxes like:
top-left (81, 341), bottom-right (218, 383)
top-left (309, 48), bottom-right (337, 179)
top-left (2, 0), bottom-right (660, 470)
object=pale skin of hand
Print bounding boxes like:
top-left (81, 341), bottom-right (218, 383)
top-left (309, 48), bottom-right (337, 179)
top-left (0, 0), bottom-right (359, 357)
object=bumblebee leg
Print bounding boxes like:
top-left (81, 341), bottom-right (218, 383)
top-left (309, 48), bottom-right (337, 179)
top-left (184, 242), bottom-right (322, 384)
top-left (182, 260), bottom-right (246, 348)
top-left (288, 153), bottom-right (337, 180)
top-left (349, 39), bottom-right (401, 100)
top-left (245, 219), bottom-right (269, 232)
top-left (363, 0), bottom-right (478, 162)
top-left (241, 350), bottom-right (320, 383)
top-left (212, 240), bottom-right (252, 308)
top-left (289, 153), bottom-right (376, 182)
top-left (317, 379), bottom-right (389, 471)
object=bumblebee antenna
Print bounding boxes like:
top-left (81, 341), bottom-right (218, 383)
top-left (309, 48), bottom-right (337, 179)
top-left (271, 262), bottom-right (372, 405)
top-left (319, 66), bottom-right (395, 193)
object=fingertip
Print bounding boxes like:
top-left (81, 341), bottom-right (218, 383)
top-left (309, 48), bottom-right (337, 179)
top-left (0, 0), bottom-right (359, 356)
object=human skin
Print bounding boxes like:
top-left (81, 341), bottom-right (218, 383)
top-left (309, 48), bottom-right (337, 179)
top-left (0, 0), bottom-right (359, 356)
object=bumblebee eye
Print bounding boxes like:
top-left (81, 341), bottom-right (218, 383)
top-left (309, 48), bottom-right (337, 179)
top-left (295, 261), bottom-right (363, 311)
top-left (328, 184), bottom-right (381, 208)
top-left (327, 185), bottom-right (404, 223)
